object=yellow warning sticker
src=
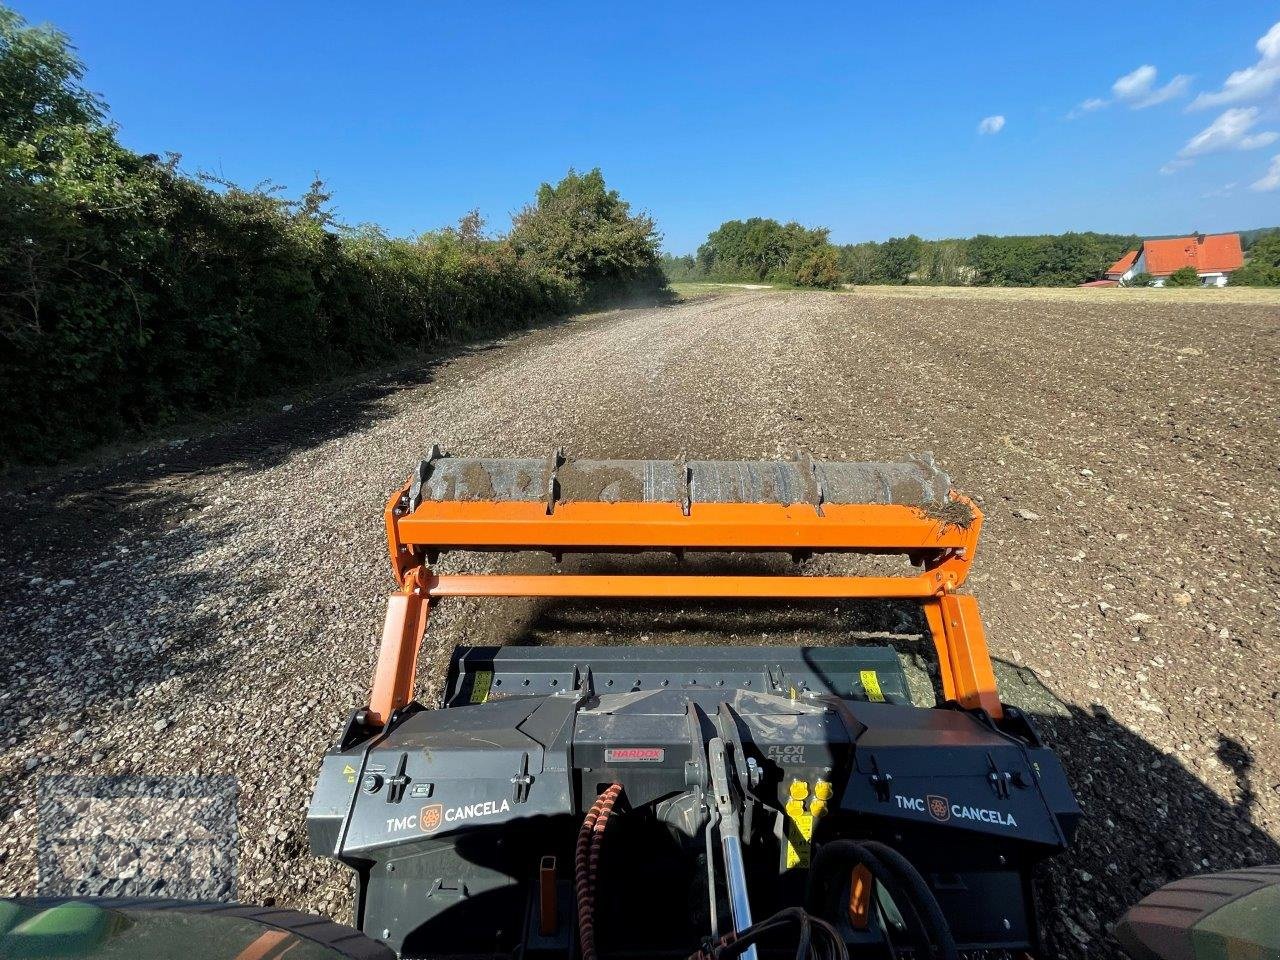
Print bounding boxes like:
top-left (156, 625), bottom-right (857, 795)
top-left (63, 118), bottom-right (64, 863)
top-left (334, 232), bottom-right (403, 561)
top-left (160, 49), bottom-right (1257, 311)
top-left (342, 763), bottom-right (357, 784)
top-left (860, 669), bottom-right (885, 703)
top-left (470, 670), bottom-right (493, 704)
top-left (785, 810), bottom-right (815, 869)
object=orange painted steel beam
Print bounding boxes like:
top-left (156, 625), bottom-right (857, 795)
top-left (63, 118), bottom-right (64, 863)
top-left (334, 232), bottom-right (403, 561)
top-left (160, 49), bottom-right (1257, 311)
top-left (368, 571), bottom-right (430, 726)
top-left (425, 573), bottom-right (948, 600)
top-left (395, 500), bottom-right (974, 553)
top-left (368, 479), bottom-right (1002, 723)
top-left (923, 595), bottom-right (1002, 719)
top-left (385, 478), bottom-right (416, 583)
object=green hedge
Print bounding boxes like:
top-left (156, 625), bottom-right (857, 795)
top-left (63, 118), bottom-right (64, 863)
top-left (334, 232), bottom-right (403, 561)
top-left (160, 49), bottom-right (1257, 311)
top-left (0, 7), bottom-right (662, 464)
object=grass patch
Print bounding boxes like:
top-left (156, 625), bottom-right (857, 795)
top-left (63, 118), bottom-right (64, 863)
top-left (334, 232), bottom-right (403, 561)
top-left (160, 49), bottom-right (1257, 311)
top-left (669, 281), bottom-right (776, 301)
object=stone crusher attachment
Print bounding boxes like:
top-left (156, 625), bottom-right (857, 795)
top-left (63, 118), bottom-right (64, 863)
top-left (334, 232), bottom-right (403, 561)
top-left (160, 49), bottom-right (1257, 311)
top-left (308, 451), bottom-right (1080, 960)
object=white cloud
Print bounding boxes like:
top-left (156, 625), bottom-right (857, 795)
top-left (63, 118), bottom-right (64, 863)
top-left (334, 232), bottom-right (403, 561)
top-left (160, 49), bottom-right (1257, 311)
top-left (1138, 74), bottom-right (1191, 107)
top-left (1072, 65), bottom-right (1190, 117)
top-left (977, 115), bottom-right (1005, 135)
top-left (1265, 20), bottom-right (1280, 59)
top-left (1253, 154), bottom-right (1280, 191)
top-left (1201, 182), bottom-right (1237, 199)
top-left (1179, 107), bottom-right (1279, 157)
top-left (1112, 64), bottom-right (1192, 108)
top-left (1067, 97), bottom-right (1108, 120)
top-left (1113, 64), bottom-right (1157, 100)
top-left (1160, 159), bottom-right (1193, 175)
top-left (1190, 20), bottom-right (1280, 110)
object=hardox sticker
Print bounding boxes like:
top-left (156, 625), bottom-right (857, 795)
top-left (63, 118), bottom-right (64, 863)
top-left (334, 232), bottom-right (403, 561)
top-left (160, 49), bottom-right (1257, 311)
top-left (605, 747), bottom-right (665, 763)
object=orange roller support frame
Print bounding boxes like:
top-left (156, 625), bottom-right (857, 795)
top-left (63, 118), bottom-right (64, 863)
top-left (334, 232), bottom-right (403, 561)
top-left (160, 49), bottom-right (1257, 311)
top-left (366, 472), bottom-right (1001, 726)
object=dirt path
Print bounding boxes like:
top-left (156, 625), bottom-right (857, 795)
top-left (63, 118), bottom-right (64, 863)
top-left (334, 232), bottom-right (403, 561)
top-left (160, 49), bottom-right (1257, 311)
top-left (2, 289), bottom-right (1276, 956)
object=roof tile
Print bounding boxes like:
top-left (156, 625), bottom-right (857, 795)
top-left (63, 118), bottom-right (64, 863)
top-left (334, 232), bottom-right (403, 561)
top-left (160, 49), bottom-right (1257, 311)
top-left (1141, 234), bottom-right (1243, 276)
top-left (1106, 250), bottom-right (1139, 276)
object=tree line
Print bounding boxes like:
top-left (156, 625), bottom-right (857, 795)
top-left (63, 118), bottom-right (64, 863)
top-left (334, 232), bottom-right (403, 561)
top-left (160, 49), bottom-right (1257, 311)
top-left (1230, 233), bottom-right (1280, 286)
top-left (0, 6), bottom-right (664, 464)
top-left (664, 221), bottom-right (1280, 289)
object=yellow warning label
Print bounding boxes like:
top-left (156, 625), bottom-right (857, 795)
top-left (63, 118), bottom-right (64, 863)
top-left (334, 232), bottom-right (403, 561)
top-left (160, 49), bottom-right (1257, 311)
top-left (860, 669), bottom-right (885, 703)
top-left (342, 763), bottom-right (356, 784)
top-left (785, 808), bottom-right (815, 869)
top-left (470, 670), bottom-right (493, 704)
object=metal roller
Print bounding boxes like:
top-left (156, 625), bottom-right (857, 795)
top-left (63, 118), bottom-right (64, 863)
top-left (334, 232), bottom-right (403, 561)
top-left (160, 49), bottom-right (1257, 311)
top-left (415, 450), bottom-right (951, 507)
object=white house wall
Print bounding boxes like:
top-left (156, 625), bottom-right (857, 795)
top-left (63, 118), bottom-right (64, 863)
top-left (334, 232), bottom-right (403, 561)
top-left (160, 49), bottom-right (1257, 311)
top-left (1118, 250), bottom-right (1146, 284)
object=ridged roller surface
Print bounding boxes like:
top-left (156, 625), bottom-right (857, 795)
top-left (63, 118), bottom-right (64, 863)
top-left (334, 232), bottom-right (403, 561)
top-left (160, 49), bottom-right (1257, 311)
top-left (418, 453), bottom-right (951, 507)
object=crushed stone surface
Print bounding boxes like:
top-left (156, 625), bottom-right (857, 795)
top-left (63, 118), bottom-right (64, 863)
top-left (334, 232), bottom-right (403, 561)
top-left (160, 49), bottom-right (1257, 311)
top-left (1, 289), bottom-right (1277, 957)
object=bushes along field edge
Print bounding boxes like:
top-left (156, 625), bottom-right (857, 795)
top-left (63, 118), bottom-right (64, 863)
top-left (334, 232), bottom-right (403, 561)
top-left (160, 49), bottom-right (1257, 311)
top-left (0, 6), bottom-right (666, 465)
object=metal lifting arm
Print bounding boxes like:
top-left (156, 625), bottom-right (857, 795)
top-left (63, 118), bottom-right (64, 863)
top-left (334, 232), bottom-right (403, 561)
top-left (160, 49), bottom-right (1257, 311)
top-left (709, 737), bottom-right (759, 960)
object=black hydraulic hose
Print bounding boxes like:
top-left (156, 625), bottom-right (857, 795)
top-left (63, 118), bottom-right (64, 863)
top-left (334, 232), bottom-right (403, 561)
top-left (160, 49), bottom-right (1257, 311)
top-left (805, 840), bottom-right (958, 960)
top-left (810, 842), bottom-right (933, 959)
top-left (696, 907), bottom-right (848, 960)
top-left (858, 841), bottom-right (959, 960)
top-left (804, 839), bottom-right (845, 914)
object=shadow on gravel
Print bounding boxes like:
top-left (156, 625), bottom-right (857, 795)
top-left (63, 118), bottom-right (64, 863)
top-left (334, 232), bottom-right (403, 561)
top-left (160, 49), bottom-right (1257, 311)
top-left (1024, 691), bottom-right (1280, 957)
top-left (0, 304), bottom-right (669, 758)
top-left (458, 572), bottom-right (1279, 960)
top-left (0, 344), bottom-right (490, 758)
top-left (0, 357), bottom-right (452, 755)
top-left (0, 514), bottom-right (264, 757)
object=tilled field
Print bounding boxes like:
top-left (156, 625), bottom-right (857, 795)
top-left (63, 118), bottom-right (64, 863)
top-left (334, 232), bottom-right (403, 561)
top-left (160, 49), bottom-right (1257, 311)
top-left (2, 288), bottom-right (1277, 957)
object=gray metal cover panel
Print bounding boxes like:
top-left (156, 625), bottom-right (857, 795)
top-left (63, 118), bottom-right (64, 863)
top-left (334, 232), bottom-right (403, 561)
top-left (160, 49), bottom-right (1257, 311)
top-left (447, 644), bottom-right (911, 706)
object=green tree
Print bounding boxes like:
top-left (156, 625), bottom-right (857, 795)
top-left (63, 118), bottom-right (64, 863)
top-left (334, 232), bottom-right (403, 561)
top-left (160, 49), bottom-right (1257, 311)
top-left (961, 232), bottom-right (1136, 286)
top-left (1164, 266), bottom-right (1201, 287)
top-left (838, 242), bottom-right (881, 284)
top-left (696, 218), bottom-right (835, 285)
top-left (932, 241), bottom-right (969, 285)
top-left (658, 253), bottom-right (698, 281)
top-left (0, 6), bottom-right (101, 140)
top-left (1037, 233), bottom-right (1106, 285)
top-left (509, 167), bottom-right (664, 302)
top-left (793, 246), bottom-right (841, 288)
top-left (1126, 272), bottom-right (1154, 288)
top-left (1232, 235), bottom-right (1280, 286)
top-left (697, 223), bottom-right (1143, 289)
top-left (1, 6), bottom-right (165, 453)
top-left (878, 235), bottom-right (922, 283)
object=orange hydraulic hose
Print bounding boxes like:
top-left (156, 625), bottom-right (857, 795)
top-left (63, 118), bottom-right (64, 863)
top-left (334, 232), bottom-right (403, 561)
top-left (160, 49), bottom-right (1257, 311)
top-left (576, 783), bottom-right (623, 960)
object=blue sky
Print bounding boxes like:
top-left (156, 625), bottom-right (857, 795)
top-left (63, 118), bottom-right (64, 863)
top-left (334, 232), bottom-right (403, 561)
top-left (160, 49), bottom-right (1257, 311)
top-left (18, 1), bottom-right (1280, 252)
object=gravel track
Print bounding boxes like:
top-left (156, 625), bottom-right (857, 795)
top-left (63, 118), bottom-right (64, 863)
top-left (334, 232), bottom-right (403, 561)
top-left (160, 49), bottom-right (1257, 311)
top-left (1, 288), bottom-right (1277, 957)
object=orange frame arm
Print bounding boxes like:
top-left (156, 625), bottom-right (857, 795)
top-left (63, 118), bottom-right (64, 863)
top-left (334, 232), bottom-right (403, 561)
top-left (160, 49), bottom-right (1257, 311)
top-left (366, 485), bottom-right (1002, 725)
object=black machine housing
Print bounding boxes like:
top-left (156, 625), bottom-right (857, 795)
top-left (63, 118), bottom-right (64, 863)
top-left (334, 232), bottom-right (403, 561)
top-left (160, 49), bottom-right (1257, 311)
top-left (307, 645), bottom-right (1079, 958)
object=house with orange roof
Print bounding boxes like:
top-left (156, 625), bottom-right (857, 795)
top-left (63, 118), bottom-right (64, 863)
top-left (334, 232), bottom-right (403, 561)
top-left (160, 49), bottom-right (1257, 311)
top-left (1102, 250), bottom-right (1138, 283)
top-left (1104, 232), bottom-right (1244, 287)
